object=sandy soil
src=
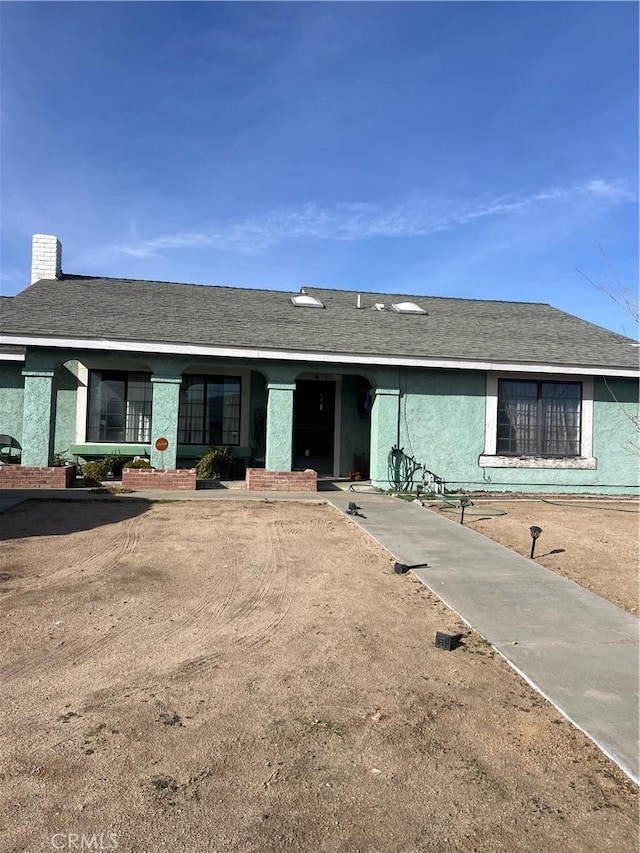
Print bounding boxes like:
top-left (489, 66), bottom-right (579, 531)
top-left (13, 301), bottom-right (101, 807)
top-left (434, 499), bottom-right (639, 614)
top-left (0, 499), bottom-right (638, 853)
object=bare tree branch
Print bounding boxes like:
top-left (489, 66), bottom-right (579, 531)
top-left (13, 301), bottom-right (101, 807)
top-left (576, 245), bottom-right (639, 327)
top-left (576, 249), bottom-right (639, 457)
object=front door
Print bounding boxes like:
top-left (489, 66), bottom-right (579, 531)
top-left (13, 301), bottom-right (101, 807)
top-left (293, 380), bottom-right (335, 475)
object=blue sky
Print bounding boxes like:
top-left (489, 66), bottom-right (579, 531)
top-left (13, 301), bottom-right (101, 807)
top-left (1, 1), bottom-right (638, 336)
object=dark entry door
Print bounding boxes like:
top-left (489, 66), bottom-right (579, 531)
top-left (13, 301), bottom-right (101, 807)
top-left (293, 380), bottom-right (335, 475)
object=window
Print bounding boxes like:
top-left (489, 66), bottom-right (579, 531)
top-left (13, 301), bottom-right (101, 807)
top-left (178, 375), bottom-right (241, 445)
top-left (87, 371), bottom-right (152, 443)
top-left (497, 380), bottom-right (582, 456)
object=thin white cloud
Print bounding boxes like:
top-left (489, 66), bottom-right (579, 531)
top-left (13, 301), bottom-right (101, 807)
top-left (113, 178), bottom-right (634, 259)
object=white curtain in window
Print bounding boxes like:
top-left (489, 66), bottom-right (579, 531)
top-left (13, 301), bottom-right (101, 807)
top-left (501, 381), bottom-right (537, 454)
top-left (540, 384), bottom-right (580, 454)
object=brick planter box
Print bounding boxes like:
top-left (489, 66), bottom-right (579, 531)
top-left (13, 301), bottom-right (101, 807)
top-left (0, 464), bottom-right (77, 489)
top-left (121, 468), bottom-right (197, 491)
top-left (246, 468), bottom-right (318, 492)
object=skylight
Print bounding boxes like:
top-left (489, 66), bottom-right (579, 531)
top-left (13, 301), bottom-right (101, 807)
top-left (291, 294), bottom-right (325, 308)
top-left (391, 301), bottom-right (427, 315)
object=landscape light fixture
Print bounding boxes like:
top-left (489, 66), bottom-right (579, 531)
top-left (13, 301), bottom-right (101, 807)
top-left (394, 561), bottom-right (429, 574)
top-left (529, 525), bottom-right (543, 559)
top-left (346, 501), bottom-right (365, 518)
top-left (459, 496), bottom-right (472, 524)
top-left (435, 631), bottom-right (463, 651)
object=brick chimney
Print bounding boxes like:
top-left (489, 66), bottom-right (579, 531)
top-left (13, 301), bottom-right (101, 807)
top-left (31, 234), bottom-right (62, 284)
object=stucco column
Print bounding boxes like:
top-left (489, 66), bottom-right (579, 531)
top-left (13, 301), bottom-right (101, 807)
top-left (265, 382), bottom-right (296, 472)
top-left (369, 387), bottom-right (401, 488)
top-left (21, 369), bottom-right (56, 466)
top-left (150, 376), bottom-right (182, 469)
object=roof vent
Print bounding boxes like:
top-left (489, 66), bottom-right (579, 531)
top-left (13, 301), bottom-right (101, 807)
top-left (391, 301), bottom-right (427, 315)
top-left (373, 302), bottom-right (385, 311)
top-left (291, 294), bottom-right (325, 309)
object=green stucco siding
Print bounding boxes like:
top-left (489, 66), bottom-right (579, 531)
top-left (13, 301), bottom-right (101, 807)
top-left (53, 361), bottom-right (79, 460)
top-left (0, 362), bottom-right (25, 447)
top-left (592, 377), bottom-right (639, 492)
top-left (265, 383), bottom-right (295, 471)
top-left (4, 346), bottom-right (638, 494)
top-left (340, 375), bottom-right (371, 477)
top-left (369, 388), bottom-right (400, 485)
top-left (150, 377), bottom-right (182, 469)
top-left (372, 369), bottom-right (639, 495)
top-left (395, 368), bottom-right (486, 488)
top-left (21, 371), bottom-right (55, 466)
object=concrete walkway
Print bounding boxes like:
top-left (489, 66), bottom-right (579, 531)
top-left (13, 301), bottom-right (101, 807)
top-left (325, 490), bottom-right (640, 784)
top-left (2, 484), bottom-right (638, 782)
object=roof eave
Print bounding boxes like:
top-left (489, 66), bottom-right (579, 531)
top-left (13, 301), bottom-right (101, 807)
top-left (1, 333), bottom-right (638, 378)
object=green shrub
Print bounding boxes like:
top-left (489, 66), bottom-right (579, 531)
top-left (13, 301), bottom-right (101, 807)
top-left (81, 455), bottom-right (136, 483)
top-left (196, 446), bottom-right (233, 479)
top-left (108, 455), bottom-right (131, 478)
top-left (52, 449), bottom-right (70, 467)
top-left (81, 458), bottom-right (113, 485)
top-left (123, 457), bottom-right (152, 469)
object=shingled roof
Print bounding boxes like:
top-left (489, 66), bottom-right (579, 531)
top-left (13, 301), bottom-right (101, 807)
top-left (1, 274), bottom-right (638, 371)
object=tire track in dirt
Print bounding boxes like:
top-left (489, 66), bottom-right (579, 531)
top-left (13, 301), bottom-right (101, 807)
top-left (224, 518), bottom-right (279, 632)
top-left (152, 519), bottom-right (241, 649)
top-left (166, 515), bottom-right (287, 676)
top-left (255, 519), bottom-right (295, 641)
top-left (3, 513), bottom-right (151, 682)
top-left (1, 508), bottom-right (150, 608)
top-left (233, 518), bottom-right (295, 650)
top-left (6, 507), bottom-right (297, 696)
top-left (112, 515), bottom-right (243, 679)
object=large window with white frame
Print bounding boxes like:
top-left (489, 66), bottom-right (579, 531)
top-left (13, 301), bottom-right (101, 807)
top-left (87, 371), bottom-right (152, 443)
top-left (481, 373), bottom-right (595, 469)
top-left (178, 375), bottom-right (241, 445)
top-left (497, 379), bottom-right (582, 456)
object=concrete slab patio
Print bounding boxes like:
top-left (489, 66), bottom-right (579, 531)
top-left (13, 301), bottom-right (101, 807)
top-left (325, 491), bottom-right (640, 785)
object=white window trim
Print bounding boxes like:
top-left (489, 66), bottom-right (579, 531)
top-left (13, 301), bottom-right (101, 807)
top-left (75, 363), bottom-right (89, 443)
top-left (480, 372), bottom-right (596, 470)
top-left (76, 361), bottom-right (155, 447)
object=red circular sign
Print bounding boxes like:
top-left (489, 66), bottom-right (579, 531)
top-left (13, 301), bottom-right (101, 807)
top-left (155, 437), bottom-right (169, 452)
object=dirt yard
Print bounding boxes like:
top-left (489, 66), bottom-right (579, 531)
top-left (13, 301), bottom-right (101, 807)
top-left (435, 498), bottom-right (639, 614)
top-left (1, 499), bottom-right (638, 853)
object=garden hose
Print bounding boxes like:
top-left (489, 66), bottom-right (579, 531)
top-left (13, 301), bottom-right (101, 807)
top-left (541, 498), bottom-right (640, 513)
top-left (349, 483), bottom-right (384, 494)
top-left (434, 495), bottom-right (508, 518)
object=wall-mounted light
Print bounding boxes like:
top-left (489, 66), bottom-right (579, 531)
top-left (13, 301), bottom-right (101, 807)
top-left (529, 525), bottom-right (543, 559)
